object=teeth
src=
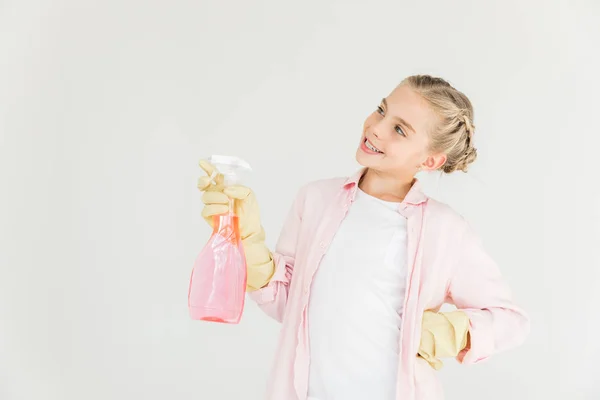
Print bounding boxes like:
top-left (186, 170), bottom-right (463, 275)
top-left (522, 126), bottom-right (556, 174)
top-left (365, 139), bottom-right (382, 153)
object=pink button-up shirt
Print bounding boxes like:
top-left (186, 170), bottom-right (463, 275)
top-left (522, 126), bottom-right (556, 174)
top-left (249, 169), bottom-right (529, 400)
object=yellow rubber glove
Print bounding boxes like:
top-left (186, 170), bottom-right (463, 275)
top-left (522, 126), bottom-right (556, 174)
top-left (197, 160), bottom-right (275, 291)
top-left (418, 310), bottom-right (470, 370)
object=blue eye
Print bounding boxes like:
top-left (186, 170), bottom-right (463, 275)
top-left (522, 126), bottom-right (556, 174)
top-left (377, 105), bottom-right (405, 137)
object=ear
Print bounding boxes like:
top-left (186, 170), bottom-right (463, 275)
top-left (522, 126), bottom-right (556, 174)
top-left (421, 153), bottom-right (447, 171)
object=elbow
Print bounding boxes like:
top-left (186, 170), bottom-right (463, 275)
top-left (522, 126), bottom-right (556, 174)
top-left (494, 306), bottom-right (531, 354)
top-left (512, 308), bottom-right (531, 347)
top-left (459, 306), bottom-right (530, 363)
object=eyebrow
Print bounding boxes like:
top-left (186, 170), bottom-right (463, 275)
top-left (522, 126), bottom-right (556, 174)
top-left (381, 98), bottom-right (416, 134)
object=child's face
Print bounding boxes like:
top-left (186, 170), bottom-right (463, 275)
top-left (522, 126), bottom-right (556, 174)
top-left (356, 84), bottom-right (443, 176)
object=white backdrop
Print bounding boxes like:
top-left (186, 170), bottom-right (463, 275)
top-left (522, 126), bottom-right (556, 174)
top-left (1, 1), bottom-right (599, 399)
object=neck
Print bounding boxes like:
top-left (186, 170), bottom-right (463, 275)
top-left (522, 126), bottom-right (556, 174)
top-left (358, 168), bottom-right (415, 202)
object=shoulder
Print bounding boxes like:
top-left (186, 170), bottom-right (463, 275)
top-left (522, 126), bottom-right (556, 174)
top-left (424, 197), bottom-right (470, 235)
top-left (305, 176), bottom-right (347, 192)
top-left (295, 176), bottom-right (347, 201)
top-left (287, 176), bottom-right (349, 219)
top-left (424, 196), bottom-right (487, 253)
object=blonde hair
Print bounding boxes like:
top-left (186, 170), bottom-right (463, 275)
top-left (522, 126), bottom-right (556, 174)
top-left (401, 75), bottom-right (477, 173)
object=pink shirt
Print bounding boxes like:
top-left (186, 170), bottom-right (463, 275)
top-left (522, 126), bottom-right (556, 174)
top-left (249, 169), bottom-right (530, 400)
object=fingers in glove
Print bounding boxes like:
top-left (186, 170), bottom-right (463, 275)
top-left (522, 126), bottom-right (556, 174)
top-left (198, 160), bottom-right (225, 191)
top-left (197, 176), bottom-right (212, 191)
top-left (223, 185), bottom-right (251, 200)
top-left (202, 191), bottom-right (229, 206)
top-left (199, 160), bottom-right (216, 176)
top-left (202, 204), bottom-right (229, 219)
top-left (197, 172), bottom-right (225, 193)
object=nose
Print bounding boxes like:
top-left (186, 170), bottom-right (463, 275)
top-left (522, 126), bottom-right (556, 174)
top-left (370, 119), bottom-right (386, 140)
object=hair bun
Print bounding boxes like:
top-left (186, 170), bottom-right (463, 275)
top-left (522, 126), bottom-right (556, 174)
top-left (443, 145), bottom-right (478, 173)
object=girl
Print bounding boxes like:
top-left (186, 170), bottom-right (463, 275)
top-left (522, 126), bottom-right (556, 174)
top-left (197, 75), bottom-right (529, 400)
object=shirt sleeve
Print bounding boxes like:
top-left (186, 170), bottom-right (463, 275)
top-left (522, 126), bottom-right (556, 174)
top-left (446, 222), bottom-right (530, 364)
top-left (247, 185), bottom-right (307, 323)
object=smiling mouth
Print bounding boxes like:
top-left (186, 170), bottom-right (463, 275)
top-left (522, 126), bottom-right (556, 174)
top-left (364, 138), bottom-right (383, 154)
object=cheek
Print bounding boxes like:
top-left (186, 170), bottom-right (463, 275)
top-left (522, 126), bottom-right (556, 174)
top-left (385, 142), bottom-right (406, 158)
top-left (363, 113), bottom-right (378, 131)
top-left (385, 142), bottom-right (421, 165)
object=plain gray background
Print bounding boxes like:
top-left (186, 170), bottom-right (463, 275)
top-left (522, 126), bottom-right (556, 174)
top-left (1, 0), bottom-right (599, 399)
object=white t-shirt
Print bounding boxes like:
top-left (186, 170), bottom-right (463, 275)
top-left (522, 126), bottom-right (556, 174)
top-left (307, 188), bottom-right (409, 400)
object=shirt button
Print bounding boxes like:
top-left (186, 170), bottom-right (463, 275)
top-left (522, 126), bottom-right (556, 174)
top-left (319, 241), bottom-right (326, 249)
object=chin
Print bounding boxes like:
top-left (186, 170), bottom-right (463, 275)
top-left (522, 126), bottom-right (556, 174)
top-left (355, 147), bottom-right (377, 169)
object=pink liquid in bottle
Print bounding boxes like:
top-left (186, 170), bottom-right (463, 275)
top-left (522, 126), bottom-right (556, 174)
top-left (188, 203), bottom-right (247, 324)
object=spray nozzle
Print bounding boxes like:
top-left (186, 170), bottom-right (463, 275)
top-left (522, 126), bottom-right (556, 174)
top-left (206, 155), bottom-right (252, 186)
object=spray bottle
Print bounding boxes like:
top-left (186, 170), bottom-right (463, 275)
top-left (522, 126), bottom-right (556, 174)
top-left (188, 155), bottom-right (252, 324)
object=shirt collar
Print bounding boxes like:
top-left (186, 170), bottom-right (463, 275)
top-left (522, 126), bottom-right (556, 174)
top-left (343, 168), bottom-right (428, 205)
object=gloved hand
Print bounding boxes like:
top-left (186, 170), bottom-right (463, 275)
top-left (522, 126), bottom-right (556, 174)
top-left (418, 310), bottom-right (470, 370)
top-left (197, 160), bottom-right (275, 291)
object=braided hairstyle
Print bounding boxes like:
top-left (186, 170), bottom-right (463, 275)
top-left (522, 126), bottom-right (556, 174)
top-left (401, 75), bottom-right (477, 173)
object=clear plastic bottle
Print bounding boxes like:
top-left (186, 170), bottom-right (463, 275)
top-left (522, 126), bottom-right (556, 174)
top-left (188, 155), bottom-right (252, 324)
